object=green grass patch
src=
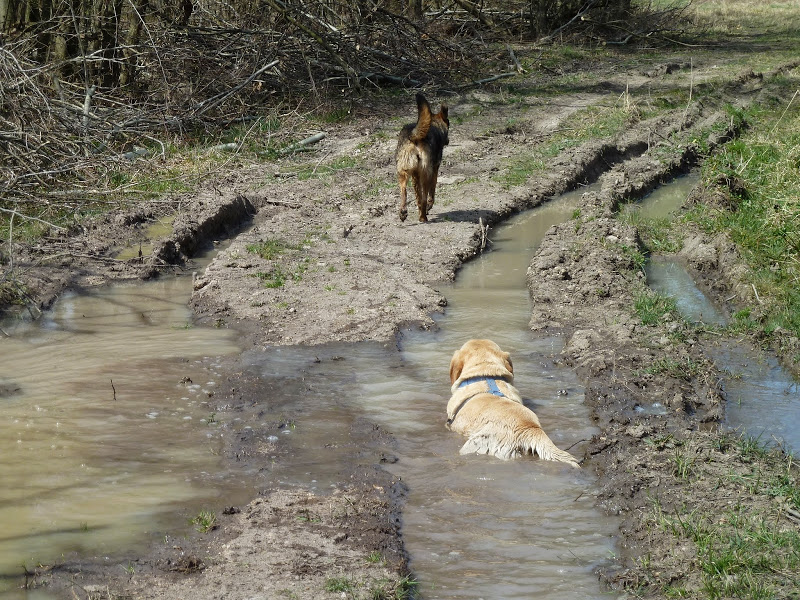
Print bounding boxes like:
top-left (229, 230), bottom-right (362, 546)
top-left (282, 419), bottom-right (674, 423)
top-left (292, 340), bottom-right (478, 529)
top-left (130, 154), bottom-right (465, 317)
top-left (651, 431), bottom-right (800, 599)
top-left (251, 268), bottom-right (286, 288)
top-left (296, 155), bottom-right (359, 181)
top-left (619, 210), bottom-right (681, 254)
top-left (246, 238), bottom-right (295, 260)
top-left (495, 103), bottom-right (634, 187)
top-left (324, 576), bottom-right (357, 593)
top-left (189, 509), bottom-right (217, 533)
top-left (634, 290), bottom-right (678, 325)
top-left (643, 355), bottom-right (703, 380)
top-left (685, 94), bottom-right (800, 339)
top-left (315, 107), bottom-right (351, 124)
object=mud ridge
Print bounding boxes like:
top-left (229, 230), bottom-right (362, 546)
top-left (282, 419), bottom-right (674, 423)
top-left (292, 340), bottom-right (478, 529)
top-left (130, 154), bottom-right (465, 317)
top-left (149, 193), bottom-right (257, 272)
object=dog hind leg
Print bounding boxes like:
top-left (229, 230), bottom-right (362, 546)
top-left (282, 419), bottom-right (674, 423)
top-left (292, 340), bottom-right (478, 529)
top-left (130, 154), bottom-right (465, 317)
top-left (427, 166), bottom-right (440, 212)
top-left (398, 171), bottom-right (409, 222)
top-left (460, 428), bottom-right (518, 460)
top-left (414, 174), bottom-right (428, 222)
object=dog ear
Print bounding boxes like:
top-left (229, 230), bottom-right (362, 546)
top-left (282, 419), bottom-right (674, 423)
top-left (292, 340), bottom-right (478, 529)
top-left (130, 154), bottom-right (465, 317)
top-left (503, 352), bottom-right (513, 375)
top-left (439, 104), bottom-right (449, 126)
top-left (449, 350), bottom-right (465, 385)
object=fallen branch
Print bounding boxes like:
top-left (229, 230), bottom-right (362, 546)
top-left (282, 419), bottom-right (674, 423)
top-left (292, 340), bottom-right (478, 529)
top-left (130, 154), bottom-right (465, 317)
top-left (278, 132), bottom-right (326, 155)
top-left (192, 59), bottom-right (280, 118)
top-left (506, 44), bottom-right (525, 73)
top-left (359, 71), bottom-right (422, 88)
top-left (451, 0), bottom-right (495, 28)
top-left (456, 71), bottom-right (516, 91)
top-left (0, 207), bottom-right (68, 231)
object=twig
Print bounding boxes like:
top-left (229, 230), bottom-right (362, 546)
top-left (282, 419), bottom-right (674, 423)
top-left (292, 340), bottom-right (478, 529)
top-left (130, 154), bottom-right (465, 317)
top-left (770, 89), bottom-right (799, 135)
top-left (752, 284), bottom-right (762, 304)
top-left (111, 379), bottom-right (117, 401)
top-left (262, 199), bottom-right (302, 208)
top-left (479, 217), bottom-right (490, 250)
top-left (82, 84), bottom-right (96, 137)
top-left (208, 142), bottom-right (241, 153)
top-left (682, 57), bottom-right (693, 124)
top-left (7, 208), bottom-right (14, 272)
top-left (456, 72), bottom-right (516, 91)
top-left (359, 71), bottom-right (422, 88)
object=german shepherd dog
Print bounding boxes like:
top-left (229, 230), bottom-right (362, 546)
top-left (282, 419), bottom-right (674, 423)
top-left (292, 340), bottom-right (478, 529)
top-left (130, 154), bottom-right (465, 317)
top-left (395, 93), bottom-right (449, 222)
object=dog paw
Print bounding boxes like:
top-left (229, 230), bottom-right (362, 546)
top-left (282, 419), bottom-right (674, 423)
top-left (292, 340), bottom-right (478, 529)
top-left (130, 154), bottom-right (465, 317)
top-left (418, 214), bottom-right (428, 223)
top-left (399, 208), bottom-right (407, 221)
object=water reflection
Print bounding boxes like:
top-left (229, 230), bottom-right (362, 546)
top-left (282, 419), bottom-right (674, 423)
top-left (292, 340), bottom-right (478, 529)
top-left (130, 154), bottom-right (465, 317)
top-left (713, 344), bottom-right (800, 451)
top-left (645, 257), bottom-right (728, 326)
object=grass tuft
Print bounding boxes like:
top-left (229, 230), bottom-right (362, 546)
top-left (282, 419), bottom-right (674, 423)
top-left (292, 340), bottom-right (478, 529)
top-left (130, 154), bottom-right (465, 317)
top-left (190, 509), bottom-right (217, 533)
top-left (634, 290), bottom-right (678, 325)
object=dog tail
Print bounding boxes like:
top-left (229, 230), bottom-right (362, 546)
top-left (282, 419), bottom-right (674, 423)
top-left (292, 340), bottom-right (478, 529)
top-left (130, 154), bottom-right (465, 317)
top-left (460, 426), bottom-right (580, 468)
top-left (520, 428), bottom-right (581, 468)
top-left (409, 93), bottom-right (432, 142)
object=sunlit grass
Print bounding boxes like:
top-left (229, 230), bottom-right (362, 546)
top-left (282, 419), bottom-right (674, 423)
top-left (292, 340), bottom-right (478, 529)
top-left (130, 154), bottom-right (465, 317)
top-left (686, 91), bottom-right (800, 337)
top-left (687, 0), bottom-right (800, 37)
top-left (650, 433), bottom-right (800, 599)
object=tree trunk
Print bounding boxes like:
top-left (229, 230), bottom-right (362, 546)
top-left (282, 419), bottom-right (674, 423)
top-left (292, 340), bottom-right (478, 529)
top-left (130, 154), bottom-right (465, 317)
top-left (119, 0), bottom-right (145, 87)
top-left (407, 0), bottom-right (422, 20)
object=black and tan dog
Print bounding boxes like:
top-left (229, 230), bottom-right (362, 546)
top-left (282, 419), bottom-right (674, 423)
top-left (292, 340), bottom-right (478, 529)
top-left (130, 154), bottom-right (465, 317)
top-left (395, 93), bottom-right (449, 222)
top-left (447, 339), bottom-right (580, 467)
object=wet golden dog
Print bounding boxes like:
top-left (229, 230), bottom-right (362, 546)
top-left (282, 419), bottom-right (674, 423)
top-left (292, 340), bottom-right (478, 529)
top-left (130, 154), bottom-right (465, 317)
top-left (395, 93), bottom-right (449, 223)
top-left (447, 339), bottom-right (580, 467)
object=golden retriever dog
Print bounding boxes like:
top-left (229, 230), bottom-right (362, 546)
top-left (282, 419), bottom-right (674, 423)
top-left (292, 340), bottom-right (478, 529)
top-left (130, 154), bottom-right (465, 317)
top-left (447, 339), bottom-right (580, 467)
top-left (395, 93), bottom-right (449, 223)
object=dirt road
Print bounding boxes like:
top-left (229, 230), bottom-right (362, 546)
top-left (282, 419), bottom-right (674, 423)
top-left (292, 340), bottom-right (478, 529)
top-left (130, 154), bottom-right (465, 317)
top-left (13, 55), bottom-right (800, 598)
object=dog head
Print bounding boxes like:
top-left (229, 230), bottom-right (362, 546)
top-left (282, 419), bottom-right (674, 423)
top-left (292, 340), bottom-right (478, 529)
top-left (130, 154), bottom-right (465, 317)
top-left (449, 339), bottom-right (513, 386)
top-left (433, 104), bottom-right (449, 143)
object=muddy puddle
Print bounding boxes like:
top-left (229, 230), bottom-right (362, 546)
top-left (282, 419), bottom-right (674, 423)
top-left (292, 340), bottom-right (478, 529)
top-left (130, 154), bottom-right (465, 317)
top-left (114, 216), bottom-right (175, 260)
top-left (242, 184), bottom-right (621, 599)
top-left (1, 184), bottom-right (623, 599)
top-left (0, 263), bottom-right (256, 596)
top-left (622, 172), bottom-right (700, 221)
top-left (645, 256), bottom-right (728, 326)
top-left (712, 345), bottom-right (800, 451)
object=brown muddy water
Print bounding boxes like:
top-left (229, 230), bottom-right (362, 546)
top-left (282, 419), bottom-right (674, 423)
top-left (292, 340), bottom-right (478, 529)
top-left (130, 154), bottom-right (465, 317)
top-left (240, 184), bottom-right (622, 599)
top-left (0, 268), bottom-right (255, 597)
top-left (622, 172), bottom-right (700, 221)
top-left (0, 185), bottom-right (622, 599)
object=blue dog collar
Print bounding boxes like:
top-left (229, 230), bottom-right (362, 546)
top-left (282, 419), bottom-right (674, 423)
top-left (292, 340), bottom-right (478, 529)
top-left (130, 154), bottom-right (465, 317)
top-left (458, 376), bottom-right (506, 397)
top-left (448, 376), bottom-right (509, 426)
